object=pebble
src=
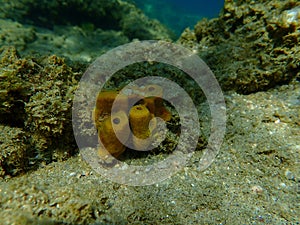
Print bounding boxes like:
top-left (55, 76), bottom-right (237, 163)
top-left (284, 170), bottom-right (295, 180)
top-left (251, 185), bottom-right (263, 194)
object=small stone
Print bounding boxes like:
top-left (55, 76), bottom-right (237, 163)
top-left (251, 185), bottom-right (263, 194)
top-left (68, 172), bottom-right (76, 177)
top-left (279, 183), bottom-right (286, 188)
top-left (284, 170), bottom-right (295, 180)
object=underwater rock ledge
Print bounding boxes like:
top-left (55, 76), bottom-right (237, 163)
top-left (0, 0), bottom-right (174, 41)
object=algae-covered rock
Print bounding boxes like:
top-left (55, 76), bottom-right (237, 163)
top-left (0, 47), bottom-right (79, 177)
top-left (0, 19), bottom-right (36, 51)
top-left (0, 0), bottom-right (173, 62)
top-left (0, 46), bottom-right (33, 126)
top-left (0, 18), bottom-right (130, 63)
top-left (0, 0), bottom-right (173, 41)
top-left (24, 55), bottom-right (78, 163)
top-left (178, 0), bottom-right (300, 94)
top-left (0, 126), bottom-right (29, 177)
top-left (26, 26), bottom-right (130, 62)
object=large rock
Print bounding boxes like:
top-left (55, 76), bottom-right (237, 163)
top-left (179, 0), bottom-right (300, 94)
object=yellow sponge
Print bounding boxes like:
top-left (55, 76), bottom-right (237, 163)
top-left (93, 90), bottom-right (128, 127)
top-left (129, 104), bottom-right (156, 150)
top-left (94, 85), bottom-right (171, 157)
top-left (143, 85), bottom-right (171, 121)
top-left (98, 110), bottom-right (130, 158)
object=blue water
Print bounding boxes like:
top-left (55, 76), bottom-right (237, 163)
top-left (132, 0), bottom-right (224, 37)
top-left (164, 0), bottom-right (224, 15)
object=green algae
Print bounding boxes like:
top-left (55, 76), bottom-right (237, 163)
top-left (0, 47), bottom-right (32, 127)
top-left (0, 125), bottom-right (29, 177)
top-left (0, 47), bottom-right (79, 177)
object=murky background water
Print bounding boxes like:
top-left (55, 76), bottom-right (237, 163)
top-left (131, 0), bottom-right (224, 36)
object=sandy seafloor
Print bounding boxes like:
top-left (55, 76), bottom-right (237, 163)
top-left (0, 0), bottom-right (299, 224)
top-left (1, 83), bottom-right (299, 225)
